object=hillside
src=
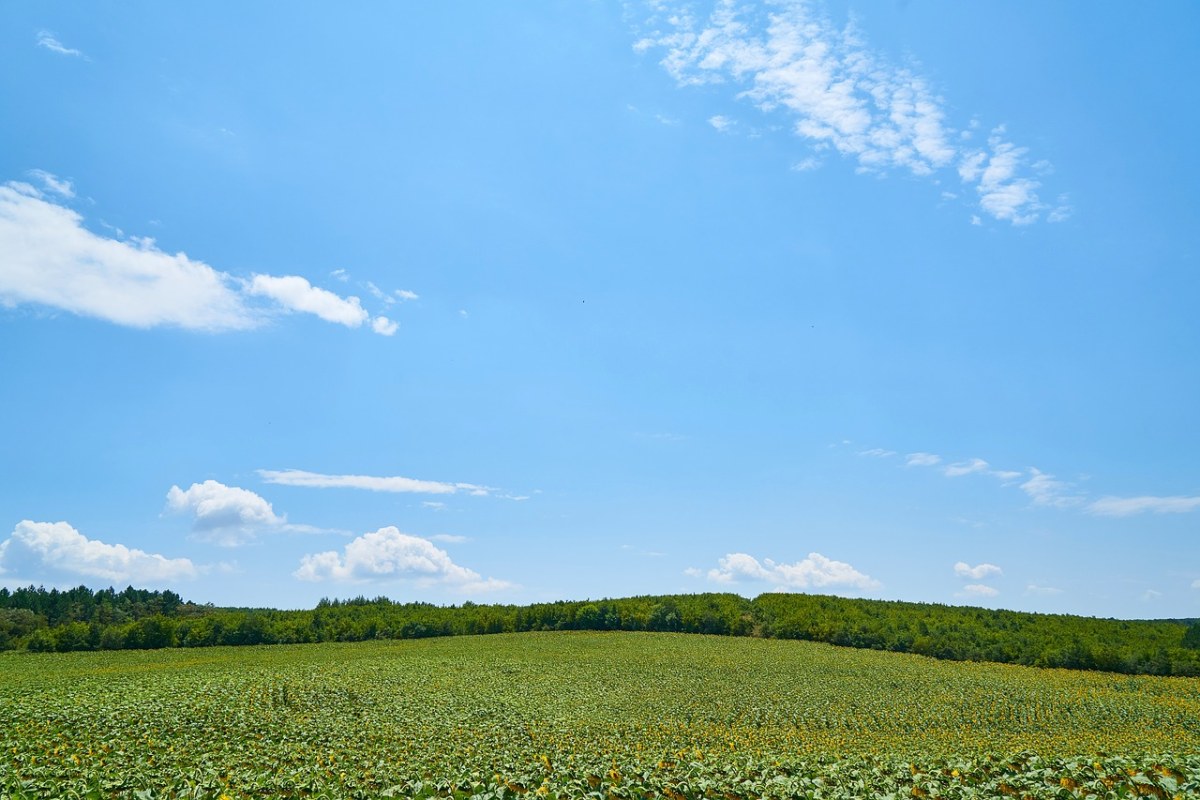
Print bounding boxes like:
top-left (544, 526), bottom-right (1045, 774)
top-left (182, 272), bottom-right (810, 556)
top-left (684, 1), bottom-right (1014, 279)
top-left (2, 585), bottom-right (1198, 676)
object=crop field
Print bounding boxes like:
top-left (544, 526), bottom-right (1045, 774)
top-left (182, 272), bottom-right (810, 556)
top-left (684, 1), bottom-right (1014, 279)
top-left (1, 632), bottom-right (1198, 799)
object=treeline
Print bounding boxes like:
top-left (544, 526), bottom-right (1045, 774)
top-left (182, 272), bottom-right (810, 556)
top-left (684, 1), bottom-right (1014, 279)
top-left (2, 585), bottom-right (1198, 677)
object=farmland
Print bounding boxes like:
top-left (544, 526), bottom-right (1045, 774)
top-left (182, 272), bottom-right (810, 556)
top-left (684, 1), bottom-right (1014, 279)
top-left (2, 632), bottom-right (1198, 799)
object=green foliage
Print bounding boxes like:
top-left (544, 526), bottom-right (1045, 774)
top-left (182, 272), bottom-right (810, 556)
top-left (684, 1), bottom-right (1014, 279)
top-left (4, 585), bottom-right (1198, 677)
top-left (1, 633), bottom-right (1197, 799)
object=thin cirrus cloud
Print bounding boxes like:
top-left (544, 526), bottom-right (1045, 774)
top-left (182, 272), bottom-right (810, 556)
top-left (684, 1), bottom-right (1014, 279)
top-left (870, 445), bottom-right (1200, 518)
top-left (0, 520), bottom-right (197, 584)
top-left (258, 469), bottom-right (495, 497)
top-left (633, 0), bottom-right (1067, 224)
top-left (294, 526), bottom-right (512, 592)
top-left (36, 30), bottom-right (85, 58)
top-left (698, 551), bottom-right (881, 591)
top-left (0, 175), bottom-right (396, 335)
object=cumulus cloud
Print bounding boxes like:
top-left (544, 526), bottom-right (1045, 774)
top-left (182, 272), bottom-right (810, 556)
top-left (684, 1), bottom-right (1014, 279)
top-left (1086, 495), bottom-right (1200, 517)
top-left (905, 452), bottom-right (941, 467)
top-left (372, 316), bottom-right (398, 336)
top-left (0, 177), bottom-right (397, 336)
top-left (633, 1), bottom-right (1059, 223)
top-left (960, 583), bottom-right (998, 598)
top-left (165, 480), bottom-right (291, 546)
top-left (705, 551), bottom-right (880, 591)
top-left (0, 520), bottom-right (196, 583)
top-left (258, 468), bottom-right (493, 496)
top-left (36, 31), bottom-right (84, 58)
top-left (245, 274), bottom-right (368, 328)
top-left (954, 561), bottom-right (1002, 580)
top-left (294, 526), bottom-right (510, 592)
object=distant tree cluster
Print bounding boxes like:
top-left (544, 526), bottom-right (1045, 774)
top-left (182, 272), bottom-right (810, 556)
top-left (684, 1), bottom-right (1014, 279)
top-left (2, 585), bottom-right (1197, 677)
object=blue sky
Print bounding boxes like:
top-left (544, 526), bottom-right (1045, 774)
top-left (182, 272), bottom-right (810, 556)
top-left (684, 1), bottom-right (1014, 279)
top-left (2, 1), bottom-right (1197, 617)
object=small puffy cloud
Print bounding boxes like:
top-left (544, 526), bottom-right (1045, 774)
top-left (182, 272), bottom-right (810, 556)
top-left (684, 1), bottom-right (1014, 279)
top-left (246, 274), bottom-right (368, 328)
top-left (259, 468), bottom-right (492, 496)
top-left (294, 526), bottom-right (510, 592)
top-left (905, 452), bottom-right (941, 467)
top-left (954, 561), bottom-right (1002, 580)
top-left (961, 130), bottom-right (1044, 225)
top-left (944, 458), bottom-right (989, 477)
top-left (395, 289), bottom-right (419, 301)
top-left (166, 480), bottom-right (285, 546)
top-left (0, 520), bottom-right (196, 583)
top-left (960, 584), bottom-right (999, 598)
top-left (36, 31), bottom-right (84, 58)
top-left (1086, 495), bottom-right (1200, 517)
top-left (705, 551), bottom-right (880, 591)
top-left (708, 115), bottom-right (735, 132)
top-left (372, 316), bottom-right (398, 336)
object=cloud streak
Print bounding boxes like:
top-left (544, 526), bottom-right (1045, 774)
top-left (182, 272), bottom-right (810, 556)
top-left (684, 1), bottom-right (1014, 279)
top-left (36, 31), bottom-right (85, 58)
top-left (258, 468), bottom-right (493, 497)
top-left (633, 0), bottom-right (1062, 223)
top-left (0, 177), bottom-right (397, 335)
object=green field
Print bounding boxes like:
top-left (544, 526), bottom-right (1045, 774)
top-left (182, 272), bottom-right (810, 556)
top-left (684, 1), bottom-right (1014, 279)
top-left (2, 632), bottom-right (1198, 799)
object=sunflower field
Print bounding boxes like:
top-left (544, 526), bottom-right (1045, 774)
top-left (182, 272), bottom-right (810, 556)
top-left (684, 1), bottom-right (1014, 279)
top-left (1, 632), bottom-right (1197, 799)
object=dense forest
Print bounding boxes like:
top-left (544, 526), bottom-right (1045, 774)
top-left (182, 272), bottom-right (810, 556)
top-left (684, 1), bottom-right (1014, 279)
top-left (2, 585), bottom-right (1198, 676)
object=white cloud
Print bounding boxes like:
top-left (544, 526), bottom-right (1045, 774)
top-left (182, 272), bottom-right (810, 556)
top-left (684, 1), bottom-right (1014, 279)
top-left (0, 520), bottom-right (196, 583)
top-left (1025, 584), bottom-right (1063, 596)
top-left (363, 281), bottom-right (394, 304)
top-left (1020, 467), bottom-right (1081, 508)
top-left (960, 130), bottom-right (1046, 225)
top-left (395, 289), bottom-right (419, 301)
top-left (0, 181), bottom-right (254, 330)
top-left (708, 114), bottom-right (736, 132)
top-left (372, 316), bottom-right (398, 336)
top-left (944, 458), bottom-right (989, 477)
top-left (0, 178), bottom-right (395, 336)
top-left (953, 561), bottom-right (1002, 580)
top-left (705, 551), bottom-right (880, 591)
top-left (27, 169), bottom-right (74, 198)
top-left (790, 156), bottom-right (822, 172)
top-left (246, 274), bottom-right (368, 328)
top-left (960, 583), bottom-right (998, 598)
top-left (258, 468), bottom-right (492, 496)
top-left (428, 533), bottom-right (467, 543)
top-left (634, 2), bottom-right (1055, 223)
top-left (330, 268), bottom-right (349, 282)
top-left (990, 469), bottom-right (1024, 483)
top-left (166, 480), bottom-right (287, 546)
top-left (859, 448), bottom-right (896, 458)
top-left (1086, 495), bottom-right (1200, 517)
top-left (294, 526), bottom-right (510, 592)
top-left (905, 452), bottom-right (941, 467)
top-left (36, 31), bottom-right (84, 58)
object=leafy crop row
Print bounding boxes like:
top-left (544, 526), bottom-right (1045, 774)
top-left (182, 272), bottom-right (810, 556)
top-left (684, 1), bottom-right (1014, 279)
top-left (2, 632), bottom-right (1197, 799)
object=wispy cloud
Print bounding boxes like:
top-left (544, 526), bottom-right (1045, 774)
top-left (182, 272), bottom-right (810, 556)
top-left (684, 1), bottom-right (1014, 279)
top-left (905, 452), bottom-right (941, 467)
top-left (1025, 584), bottom-right (1063, 596)
top-left (0, 520), bottom-right (196, 583)
top-left (700, 551), bottom-right (880, 591)
top-left (944, 458), bottom-right (990, 477)
top-left (258, 468), bottom-right (494, 497)
top-left (708, 114), bottom-right (736, 132)
top-left (953, 561), bottom-right (1002, 580)
top-left (1019, 468), bottom-right (1082, 508)
top-left (0, 177), bottom-right (398, 335)
top-left (36, 30), bottom-right (85, 58)
top-left (294, 526), bottom-right (511, 592)
top-left (859, 447), bottom-right (895, 458)
top-left (1085, 494), bottom-right (1200, 517)
top-left (632, 1), bottom-right (1061, 223)
top-left (959, 583), bottom-right (998, 598)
